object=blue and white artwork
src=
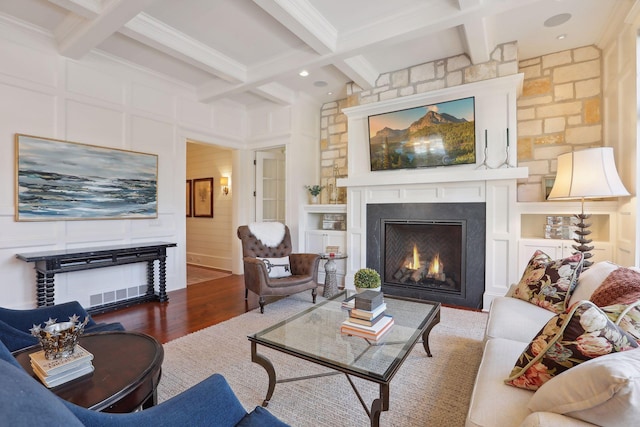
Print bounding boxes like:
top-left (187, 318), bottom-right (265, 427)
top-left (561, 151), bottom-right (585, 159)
top-left (16, 135), bottom-right (158, 221)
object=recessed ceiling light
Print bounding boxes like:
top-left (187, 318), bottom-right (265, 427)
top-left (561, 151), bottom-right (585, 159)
top-left (313, 80), bottom-right (328, 87)
top-left (544, 13), bottom-right (571, 27)
top-left (557, 34), bottom-right (567, 40)
top-left (299, 70), bottom-right (309, 77)
top-left (327, 91), bottom-right (333, 95)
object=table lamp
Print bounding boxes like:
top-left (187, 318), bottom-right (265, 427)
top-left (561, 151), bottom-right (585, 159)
top-left (547, 147), bottom-right (629, 267)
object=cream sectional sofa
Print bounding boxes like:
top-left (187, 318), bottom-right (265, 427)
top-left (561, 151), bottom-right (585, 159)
top-left (466, 261), bottom-right (640, 427)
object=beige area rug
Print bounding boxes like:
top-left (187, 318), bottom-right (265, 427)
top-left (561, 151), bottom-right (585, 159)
top-left (158, 293), bottom-right (488, 426)
top-left (186, 265), bottom-right (231, 285)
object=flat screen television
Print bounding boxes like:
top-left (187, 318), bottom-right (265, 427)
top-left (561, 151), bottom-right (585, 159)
top-left (367, 96), bottom-right (476, 171)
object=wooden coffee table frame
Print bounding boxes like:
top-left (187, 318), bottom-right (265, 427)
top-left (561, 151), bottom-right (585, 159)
top-left (14, 331), bottom-right (164, 413)
top-left (249, 293), bottom-right (441, 426)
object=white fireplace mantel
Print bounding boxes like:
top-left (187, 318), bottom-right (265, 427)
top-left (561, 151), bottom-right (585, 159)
top-left (338, 166), bottom-right (527, 188)
top-left (340, 74), bottom-right (526, 310)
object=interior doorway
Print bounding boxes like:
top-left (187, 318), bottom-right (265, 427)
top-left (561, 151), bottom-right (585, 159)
top-left (255, 147), bottom-right (286, 223)
top-left (185, 141), bottom-right (234, 279)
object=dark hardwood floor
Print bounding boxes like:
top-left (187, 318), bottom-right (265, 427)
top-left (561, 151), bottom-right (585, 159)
top-left (92, 272), bottom-right (479, 344)
top-left (92, 273), bottom-right (259, 344)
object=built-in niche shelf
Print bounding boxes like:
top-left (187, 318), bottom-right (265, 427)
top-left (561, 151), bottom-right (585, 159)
top-left (516, 201), bottom-right (618, 272)
top-left (299, 204), bottom-right (347, 288)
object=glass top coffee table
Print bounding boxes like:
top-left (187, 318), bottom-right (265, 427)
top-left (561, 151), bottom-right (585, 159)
top-left (248, 291), bottom-right (441, 426)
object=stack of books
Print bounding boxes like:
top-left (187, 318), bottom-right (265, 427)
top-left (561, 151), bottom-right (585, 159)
top-left (30, 345), bottom-right (94, 388)
top-left (341, 290), bottom-right (394, 342)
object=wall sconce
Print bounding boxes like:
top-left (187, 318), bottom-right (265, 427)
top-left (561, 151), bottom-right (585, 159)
top-left (220, 177), bottom-right (229, 196)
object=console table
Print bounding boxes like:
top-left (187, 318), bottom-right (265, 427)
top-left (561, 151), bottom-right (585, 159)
top-left (16, 242), bottom-right (176, 314)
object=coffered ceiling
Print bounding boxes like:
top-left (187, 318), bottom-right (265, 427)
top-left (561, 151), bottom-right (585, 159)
top-left (0, 0), bottom-right (630, 107)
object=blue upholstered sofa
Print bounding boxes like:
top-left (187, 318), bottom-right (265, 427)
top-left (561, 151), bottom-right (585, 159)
top-left (0, 301), bottom-right (125, 352)
top-left (0, 328), bottom-right (288, 426)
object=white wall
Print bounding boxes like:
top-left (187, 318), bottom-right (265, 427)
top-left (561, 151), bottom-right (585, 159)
top-left (0, 16), bottom-right (322, 308)
top-left (601, 6), bottom-right (639, 266)
top-left (245, 95), bottom-right (321, 251)
top-left (0, 17), bottom-right (246, 309)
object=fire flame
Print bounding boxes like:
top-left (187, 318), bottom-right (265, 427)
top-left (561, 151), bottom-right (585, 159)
top-left (428, 253), bottom-right (443, 276)
top-left (406, 244), bottom-right (420, 270)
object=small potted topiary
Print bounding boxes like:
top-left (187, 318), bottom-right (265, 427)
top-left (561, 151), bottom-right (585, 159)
top-left (354, 268), bottom-right (381, 293)
top-left (304, 185), bottom-right (325, 204)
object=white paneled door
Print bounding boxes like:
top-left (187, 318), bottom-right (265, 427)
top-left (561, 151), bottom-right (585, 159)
top-left (255, 148), bottom-right (286, 223)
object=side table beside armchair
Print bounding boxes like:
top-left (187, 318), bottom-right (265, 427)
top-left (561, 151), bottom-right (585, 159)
top-left (0, 328), bottom-right (289, 426)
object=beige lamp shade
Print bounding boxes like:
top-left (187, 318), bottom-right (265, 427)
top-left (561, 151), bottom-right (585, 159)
top-left (548, 147), bottom-right (630, 200)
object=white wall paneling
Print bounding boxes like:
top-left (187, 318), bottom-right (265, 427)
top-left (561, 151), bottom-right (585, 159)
top-left (0, 17), bottom-right (248, 309)
top-left (600, 9), bottom-right (638, 266)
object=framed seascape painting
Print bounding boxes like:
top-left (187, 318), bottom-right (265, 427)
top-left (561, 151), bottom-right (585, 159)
top-left (367, 97), bottom-right (476, 171)
top-left (193, 177), bottom-right (213, 218)
top-left (15, 134), bottom-right (158, 221)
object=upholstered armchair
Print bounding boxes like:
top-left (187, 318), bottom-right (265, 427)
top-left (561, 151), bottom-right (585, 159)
top-left (237, 224), bottom-right (320, 313)
top-left (0, 301), bottom-right (125, 352)
top-left (0, 338), bottom-right (288, 426)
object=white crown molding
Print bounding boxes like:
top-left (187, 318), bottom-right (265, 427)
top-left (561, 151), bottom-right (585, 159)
top-left (335, 55), bottom-right (379, 89)
top-left (253, 0), bottom-right (337, 54)
top-left (122, 13), bottom-right (247, 84)
top-left (57, 0), bottom-right (154, 59)
top-left (460, 18), bottom-right (491, 64)
top-left (47, 0), bottom-right (101, 19)
top-left (252, 82), bottom-right (296, 105)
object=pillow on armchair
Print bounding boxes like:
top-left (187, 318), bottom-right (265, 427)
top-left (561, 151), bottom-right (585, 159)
top-left (257, 257), bottom-right (292, 279)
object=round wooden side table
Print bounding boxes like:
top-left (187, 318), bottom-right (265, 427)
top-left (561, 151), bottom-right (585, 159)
top-left (14, 331), bottom-right (163, 413)
top-left (320, 253), bottom-right (347, 298)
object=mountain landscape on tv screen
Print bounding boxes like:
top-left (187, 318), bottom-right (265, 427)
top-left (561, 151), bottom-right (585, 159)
top-left (369, 107), bottom-right (475, 171)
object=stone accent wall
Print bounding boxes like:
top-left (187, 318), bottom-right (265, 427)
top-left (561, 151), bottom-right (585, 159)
top-left (319, 43), bottom-right (604, 204)
top-left (319, 42), bottom-right (519, 204)
top-left (517, 45), bottom-right (603, 202)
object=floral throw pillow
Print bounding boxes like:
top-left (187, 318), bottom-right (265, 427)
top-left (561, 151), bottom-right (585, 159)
top-left (512, 250), bottom-right (584, 314)
top-left (505, 300), bottom-right (638, 391)
top-left (601, 301), bottom-right (640, 344)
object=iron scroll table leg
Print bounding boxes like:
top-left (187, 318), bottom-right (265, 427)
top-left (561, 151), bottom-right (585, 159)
top-left (345, 374), bottom-right (389, 427)
top-left (371, 383), bottom-right (389, 427)
top-left (251, 341), bottom-right (276, 406)
top-left (421, 308), bottom-right (441, 357)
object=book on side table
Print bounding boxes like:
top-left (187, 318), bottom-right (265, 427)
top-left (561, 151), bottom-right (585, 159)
top-left (30, 345), bottom-right (94, 388)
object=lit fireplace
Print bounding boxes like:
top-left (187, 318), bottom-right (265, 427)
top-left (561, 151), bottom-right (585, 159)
top-left (384, 220), bottom-right (463, 296)
top-left (366, 202), bottom-right (486, 309)
top-left (397, 247), bottom-right (449, 285)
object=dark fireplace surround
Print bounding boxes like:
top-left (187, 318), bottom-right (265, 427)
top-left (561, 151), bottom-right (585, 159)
top-left (366, 203), bottom-right (486, 309)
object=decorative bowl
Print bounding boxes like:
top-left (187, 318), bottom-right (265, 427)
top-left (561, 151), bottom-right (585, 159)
top-left (30, 315), bottom-right (89, 360)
